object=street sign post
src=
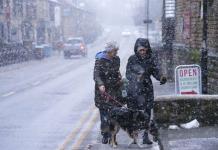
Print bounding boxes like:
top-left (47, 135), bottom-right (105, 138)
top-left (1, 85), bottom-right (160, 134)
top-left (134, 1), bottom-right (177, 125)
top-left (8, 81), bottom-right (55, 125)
top-left (143, 19), bottom-right (153, 24)
top-left (175, 65), bottom-right (202, 95)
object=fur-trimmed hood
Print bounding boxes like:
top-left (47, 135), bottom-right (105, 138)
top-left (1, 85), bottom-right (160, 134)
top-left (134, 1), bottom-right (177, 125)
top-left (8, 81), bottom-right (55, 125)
top-left (134, 38), bottom-right (152, 59)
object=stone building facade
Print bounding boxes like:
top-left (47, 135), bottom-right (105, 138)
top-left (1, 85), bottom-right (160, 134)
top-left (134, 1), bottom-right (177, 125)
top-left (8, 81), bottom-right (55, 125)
top-left (173, 0), bottom-right (218, 94)
top-left (0, 0), bottom-right (61, 45)
top-left (61, 0), bottom-right (102, 43)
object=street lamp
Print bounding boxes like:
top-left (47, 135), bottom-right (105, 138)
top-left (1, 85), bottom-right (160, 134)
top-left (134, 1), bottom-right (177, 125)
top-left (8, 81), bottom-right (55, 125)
top-left (146, 0), bottom-right (149, 38)
top-left (143, 0), bottom-right (151, 39)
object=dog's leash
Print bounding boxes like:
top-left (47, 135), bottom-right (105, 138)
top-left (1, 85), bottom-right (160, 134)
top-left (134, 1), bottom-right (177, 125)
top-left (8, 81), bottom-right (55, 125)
top-left (101, 91), bottom-right (144, 113)
top-left (101, 91), bottom-right (127, 108)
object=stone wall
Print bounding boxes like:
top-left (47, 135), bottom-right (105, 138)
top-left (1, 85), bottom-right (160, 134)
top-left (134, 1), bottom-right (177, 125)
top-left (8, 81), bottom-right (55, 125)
top-left (207, 0), bottom-right (218, 94)
top-left (208, 56), bottom-right (218, 94)
top-left (154, 95), bottom-right (218, 127)
top-left (208, 0), bottom-right (218, 50)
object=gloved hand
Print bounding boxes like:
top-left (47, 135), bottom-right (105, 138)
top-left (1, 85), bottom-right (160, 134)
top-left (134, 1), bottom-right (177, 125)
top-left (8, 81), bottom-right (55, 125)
top-left (160, 76), bottom-right (167, 85)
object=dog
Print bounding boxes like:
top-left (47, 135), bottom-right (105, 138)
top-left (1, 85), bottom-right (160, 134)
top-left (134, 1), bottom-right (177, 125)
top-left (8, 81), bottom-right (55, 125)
top-left (103, 105), bottom-right (159, 148)
top-left (101, 65), bottom-right (159, 148)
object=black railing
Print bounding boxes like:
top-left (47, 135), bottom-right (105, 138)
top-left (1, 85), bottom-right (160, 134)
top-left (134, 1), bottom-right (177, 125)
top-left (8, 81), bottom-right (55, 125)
top-left (0, 43), bottom-right (31, 67)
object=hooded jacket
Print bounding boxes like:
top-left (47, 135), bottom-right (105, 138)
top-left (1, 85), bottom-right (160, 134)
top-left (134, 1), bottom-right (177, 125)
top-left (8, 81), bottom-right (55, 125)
top-left (94, 51), bottom-right (122, 109)
top-left (126, 38), bottom-right (162, 110)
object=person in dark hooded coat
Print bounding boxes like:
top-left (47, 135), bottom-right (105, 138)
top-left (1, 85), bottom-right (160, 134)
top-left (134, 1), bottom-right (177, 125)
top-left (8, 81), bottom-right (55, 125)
top-left (126, 38), bottom-right (167, 144)
top-left (93, 41), bottom-right (123, 144)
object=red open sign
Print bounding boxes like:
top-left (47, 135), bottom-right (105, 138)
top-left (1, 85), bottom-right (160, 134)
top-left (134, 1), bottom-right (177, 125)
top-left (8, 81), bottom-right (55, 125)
top-left (175, 65), bottom-right (202, 95)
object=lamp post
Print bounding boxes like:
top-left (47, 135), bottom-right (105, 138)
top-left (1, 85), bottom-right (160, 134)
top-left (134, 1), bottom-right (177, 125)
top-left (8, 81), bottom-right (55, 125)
top-left (146, 0), bottom-right (149, 38)
top-left (143, 0), bottom-right (151, 38)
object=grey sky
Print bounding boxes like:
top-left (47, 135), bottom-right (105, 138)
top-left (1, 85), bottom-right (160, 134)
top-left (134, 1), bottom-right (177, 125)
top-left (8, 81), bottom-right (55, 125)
top-left (69, 0), bottom-right (163, 26)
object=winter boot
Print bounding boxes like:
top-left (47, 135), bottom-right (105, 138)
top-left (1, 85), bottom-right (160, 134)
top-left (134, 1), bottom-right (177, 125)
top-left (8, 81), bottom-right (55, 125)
top-left (102, 136), bottom-right (108, 144)
top-left (143, 132), bottom-right (153, 145)
top-left (101, 133), bottom-right (110, 144)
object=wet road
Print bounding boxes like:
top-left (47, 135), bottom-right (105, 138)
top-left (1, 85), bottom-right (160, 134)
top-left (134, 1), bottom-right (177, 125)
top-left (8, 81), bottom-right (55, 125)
top-left (0, 26), bottom-right (140, 150)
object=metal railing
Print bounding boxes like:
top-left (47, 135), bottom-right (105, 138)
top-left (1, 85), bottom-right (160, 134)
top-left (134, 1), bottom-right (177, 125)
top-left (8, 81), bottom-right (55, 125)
top-left (0, 43), bottom-right (31, 67)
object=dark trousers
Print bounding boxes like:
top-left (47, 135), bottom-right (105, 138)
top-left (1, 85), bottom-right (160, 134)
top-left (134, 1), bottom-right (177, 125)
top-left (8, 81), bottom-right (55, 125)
top-left (144, 108), bottom-right (151, 137)
top-left (99, 108), bottom-right (111, 137)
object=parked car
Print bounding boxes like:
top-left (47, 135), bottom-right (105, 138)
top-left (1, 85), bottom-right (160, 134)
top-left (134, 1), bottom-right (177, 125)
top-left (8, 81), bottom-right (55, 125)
top-left (63, 37), bottom-right (87, 58)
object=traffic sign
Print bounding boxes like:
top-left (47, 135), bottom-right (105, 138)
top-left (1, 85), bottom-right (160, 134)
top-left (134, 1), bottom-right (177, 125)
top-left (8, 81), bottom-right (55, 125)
top-left (175, 65), bottom-right (202, 95)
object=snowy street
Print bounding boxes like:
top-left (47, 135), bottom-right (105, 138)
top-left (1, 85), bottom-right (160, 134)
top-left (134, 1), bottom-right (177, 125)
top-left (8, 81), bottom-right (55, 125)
top-left (0, 28), bottom-right (151, 150)
top-left (0, 0), bottom-right (218, 149)
top-left (1, 26), bottom-right (217, 150)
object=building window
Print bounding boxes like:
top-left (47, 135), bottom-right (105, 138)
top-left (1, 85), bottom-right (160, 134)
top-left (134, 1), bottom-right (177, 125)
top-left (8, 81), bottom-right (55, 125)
top-left (199, 0), bottom-right (203, 20)
top-left (165, 0), bottom-right (175, 18)
top-left (26, 1), bottom-right (36, 19)
top-left (13, 0), bottom-right (23, 17)
top-left (0, 0), bottom-right (3, 9)
top-left (0, 23), bottom-right (4, 39)
top-left (0, 0), bottom-right (3, 14)
top-left (22, 21), bottom-right (33, 40)
top-left (208, 0), bottom-right (214, 7)
top-left (49, 3), bottom-right (55, 21)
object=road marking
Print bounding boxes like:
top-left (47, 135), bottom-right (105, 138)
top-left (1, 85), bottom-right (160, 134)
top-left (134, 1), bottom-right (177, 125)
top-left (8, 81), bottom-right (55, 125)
top-left (57, 105), bottom-right (96, 150)
top-left (71, 109), bottom-right (99, 150)
top-left (2, 91), bottom-right (15, 97)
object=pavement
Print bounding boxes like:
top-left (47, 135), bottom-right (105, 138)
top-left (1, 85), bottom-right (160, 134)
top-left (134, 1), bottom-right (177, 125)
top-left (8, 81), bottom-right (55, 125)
top-left (83, 80), bottom-right (218, 150)
top-left (159, 126), bottom-right (218, 150)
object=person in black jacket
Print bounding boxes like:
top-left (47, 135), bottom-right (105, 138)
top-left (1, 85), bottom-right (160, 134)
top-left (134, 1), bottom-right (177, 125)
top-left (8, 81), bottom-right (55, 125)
top-left (126, 38), bottom-right (166, 145)
top-left (93, 41), bottom-right (123, 144)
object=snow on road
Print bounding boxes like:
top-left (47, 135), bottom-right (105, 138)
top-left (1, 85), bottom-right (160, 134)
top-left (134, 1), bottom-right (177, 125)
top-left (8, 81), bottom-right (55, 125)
top-left (0, 28), bottom-right (139, 150)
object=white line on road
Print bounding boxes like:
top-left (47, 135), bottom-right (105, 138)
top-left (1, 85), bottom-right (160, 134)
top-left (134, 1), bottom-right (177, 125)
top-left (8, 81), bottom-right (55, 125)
top-left (2, 91), bottom-right (15, 97)
top-left (57, 105), bottom-right (96, 150)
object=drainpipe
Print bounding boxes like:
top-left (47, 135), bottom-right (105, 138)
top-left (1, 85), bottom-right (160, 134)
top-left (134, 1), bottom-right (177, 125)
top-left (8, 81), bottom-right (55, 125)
top-left (201, 0), bottom-right (208, 94)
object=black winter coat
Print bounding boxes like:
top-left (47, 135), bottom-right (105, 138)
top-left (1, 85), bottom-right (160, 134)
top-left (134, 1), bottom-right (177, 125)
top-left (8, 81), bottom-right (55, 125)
top-left (94, 53), bottom-right (122, 109)
top-left (126, 38), bottom-right (162, 110)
